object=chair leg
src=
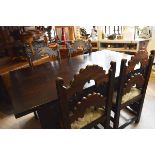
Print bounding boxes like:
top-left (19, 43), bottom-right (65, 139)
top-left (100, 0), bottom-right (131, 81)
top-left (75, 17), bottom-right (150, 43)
top-left (27, 57), bottom-right (34, 69)
top-left (94, 125), bottom-right (100, 129)
top-left (104, 113), bottom-right (111, 129)
top-left (113, 109), bottom-right (120, 129)
top-left (34, 111), bottom-right (39, 119)
top-left (57, 50), bottom-right (61, 61)
top-left (103, 120), bottom-right (109, 129)
top-left (135, 100), bottom-right (144, 123)
top-left (69, 53), bottom-right (71, 59)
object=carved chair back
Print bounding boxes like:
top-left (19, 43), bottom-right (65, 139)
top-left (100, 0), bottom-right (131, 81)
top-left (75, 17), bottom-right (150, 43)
top-left (22, 41), bottom-right (61, 68)
top-left (66, 40), bottom-right (92, 58)
top-left (116, 49), bottom-right (154, 108)
top-left (56, 62), bottom-right (116, 128)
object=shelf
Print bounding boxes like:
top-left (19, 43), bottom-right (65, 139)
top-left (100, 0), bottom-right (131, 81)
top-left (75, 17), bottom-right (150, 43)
top-left (91, 41), bottom-right (98, 51)
top-left (99, 38), bottom-right (151, 44)
top-left (100, 48), bottom-right (137, 53)
top-left (98, 38), bottom-right (151, 53)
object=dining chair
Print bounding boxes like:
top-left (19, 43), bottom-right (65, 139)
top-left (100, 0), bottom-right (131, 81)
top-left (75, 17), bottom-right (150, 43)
top-left (22, 40), bottom-right (61, 68)
top-left (111, 49), bottom-right (155, 129)
top-left (83, 39), bottom-right (92, 54)
top-left (66, 40), bottom-right (92, 58)
top-left (56, 62), bottom-right (116, 129)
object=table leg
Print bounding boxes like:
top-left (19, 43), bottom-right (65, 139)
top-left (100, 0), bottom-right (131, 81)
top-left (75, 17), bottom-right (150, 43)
top-left (37, 101), bottom-right (60, 129)
top-left (0, 76), bottom-right (11, 105)
top-left (34, 111), bottom-right (39, 119)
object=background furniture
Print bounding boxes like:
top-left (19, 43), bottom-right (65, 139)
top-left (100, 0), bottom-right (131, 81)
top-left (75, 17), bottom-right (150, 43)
top-left (74, 26), bottom-right (152, 54)
top-left (99, 39), bottom-right (150, 54)
top-left (91, 41), bottom-right (99, 51)
top-left (54, 26), bottom-right (76, 43)
top-left (20, 30), bottom-right (61, 67)
top-left (0, 28), bottom-right (24, 59)
top-left (22, 41), bottom-right (61, 68)
top-left (66, 40), bottom-right (92, 58)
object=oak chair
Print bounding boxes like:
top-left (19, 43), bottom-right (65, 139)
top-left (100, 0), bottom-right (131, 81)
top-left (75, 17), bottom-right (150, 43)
top-left (56, 63), bottom-right (116, 129)
top-left (111, 49), bottom-right (155, 129)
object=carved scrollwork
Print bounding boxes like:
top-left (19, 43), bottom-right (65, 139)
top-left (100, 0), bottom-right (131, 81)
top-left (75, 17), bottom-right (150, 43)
top-left (69, 92), bottom-right (106, 122)
top-left (123, 74), bottom-right (145, 95)
top-left (67, 40), bottom-right (92, 55)
top-left (126, 49), bottom-right (149, 74)
top-left (67, 65), bottom-right (109, 98)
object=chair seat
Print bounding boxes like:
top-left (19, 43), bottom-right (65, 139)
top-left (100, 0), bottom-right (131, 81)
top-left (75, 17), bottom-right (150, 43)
top-left (71, 107), bottom-right (104, 129)
top-left (112, 87), bottom-right (141, 104)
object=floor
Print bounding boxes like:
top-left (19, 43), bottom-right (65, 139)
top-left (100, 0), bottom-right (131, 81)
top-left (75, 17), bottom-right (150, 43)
top-left (0, 70), bottom-right (154, 129)
top-left (127, 70), bottom-right (155, 129)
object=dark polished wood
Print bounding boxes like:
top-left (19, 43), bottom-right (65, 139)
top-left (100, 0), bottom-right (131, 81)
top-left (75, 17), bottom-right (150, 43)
top-left (111, 49), bottom-right (155, 129)
top-left (0, 76), bottom-right (11, 105)
top-left (56, 63), bottom-right (116, 128)
top-left (7, 50), bottom-right (134, 128)
top-left (126, 48), bottom-right (149, 73)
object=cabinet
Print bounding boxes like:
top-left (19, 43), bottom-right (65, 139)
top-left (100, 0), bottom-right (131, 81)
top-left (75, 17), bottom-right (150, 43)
top-left (91, 41), bottom-right (99, 51)
top-left (99, 39), bottom-right (151, 53)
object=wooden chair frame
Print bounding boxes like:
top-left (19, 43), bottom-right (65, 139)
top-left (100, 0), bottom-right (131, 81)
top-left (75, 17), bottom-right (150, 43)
top-left (23, 41), bottom-right (61, 68)
top-left (111, 49), bottom-right (155, 129)
top-left (66, 40), bottom-right (92, 58)
top-left (56, 62), bottom-right (116, 129)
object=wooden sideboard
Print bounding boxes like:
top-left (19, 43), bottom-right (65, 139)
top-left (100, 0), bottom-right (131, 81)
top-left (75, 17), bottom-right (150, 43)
top-left (98, 38), bottom-right (151, 54)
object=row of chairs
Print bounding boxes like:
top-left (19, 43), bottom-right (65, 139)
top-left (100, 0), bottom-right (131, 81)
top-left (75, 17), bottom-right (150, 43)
top-left (22, 41), bottom-right (61, 68)
top-left (22, 39), bottom-right (92, 68)
top-left (56, 49), bottom-right (155, 129)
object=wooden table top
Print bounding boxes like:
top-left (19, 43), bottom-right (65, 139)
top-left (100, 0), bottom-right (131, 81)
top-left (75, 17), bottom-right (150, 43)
top-left (8, 50), bottom-right (133, 118)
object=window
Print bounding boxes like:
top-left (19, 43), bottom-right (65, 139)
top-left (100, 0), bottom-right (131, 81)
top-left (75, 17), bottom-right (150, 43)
top-left (102, 26), bottom-right (123, 36)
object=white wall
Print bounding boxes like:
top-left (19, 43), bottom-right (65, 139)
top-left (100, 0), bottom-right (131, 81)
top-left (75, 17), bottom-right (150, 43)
top-left (147, 26), bottom-right (155, 53)
top-left (97, 26), bottom-right (155, 53)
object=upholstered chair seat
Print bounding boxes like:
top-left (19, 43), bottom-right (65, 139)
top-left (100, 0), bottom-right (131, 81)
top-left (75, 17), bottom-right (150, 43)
top-left (112, 88), bottom-right (141, 104)
top-left (71, 107), bottom-right (104, 129)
